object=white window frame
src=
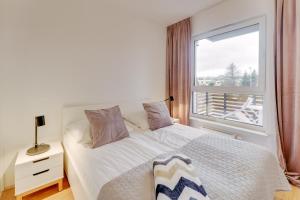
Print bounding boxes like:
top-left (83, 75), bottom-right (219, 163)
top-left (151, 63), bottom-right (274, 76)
top-left (190, 16), bottom-right (266, 132)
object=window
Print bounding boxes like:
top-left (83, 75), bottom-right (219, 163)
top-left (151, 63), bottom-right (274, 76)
top-left (191, 17), bottom-right (266, 130)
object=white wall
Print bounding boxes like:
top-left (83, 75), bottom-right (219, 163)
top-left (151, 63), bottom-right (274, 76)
top-left (0, 0), bottom-right (166, 186)
top-left (0, 1), bottom-right (6, 192)
top-left (0, 108), bottom-right (4, 193)
top-left (0, 146), bottom-right (4, 196)
top-left (0, 132), bottom-right (4, 195)
top-left (190, 0), bottom-right (278, 153)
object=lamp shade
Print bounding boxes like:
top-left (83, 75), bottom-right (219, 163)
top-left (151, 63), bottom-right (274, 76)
top-left (169, 96), bottom-right (174, 101)
top-left (36, 116), bottom-right (45, 127)
top-left (164, 96), bottom-right (175, 102)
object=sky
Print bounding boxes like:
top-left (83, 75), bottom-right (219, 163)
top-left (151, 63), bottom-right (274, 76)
top-left (195, 31), bottom-right (259, 78)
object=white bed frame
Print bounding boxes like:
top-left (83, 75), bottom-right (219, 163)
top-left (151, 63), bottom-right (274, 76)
top-left (64, 144), bottom-right (90, 200)
top-left (63, 104), bottom-right (112, 200)
top-left (62, 99), bottom-right (153, 200)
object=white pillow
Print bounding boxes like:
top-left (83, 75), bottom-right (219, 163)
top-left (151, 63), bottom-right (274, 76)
top-left (124, 120), bottom-right (136, 132)
top-left (66, 117), bottom-right (136, 144)
top-left (123, 111), bottom-right (149, 130)
top-left (121, 103), bottom-right (150, 130)
top-left (65, 119), bottom-right (91, 144)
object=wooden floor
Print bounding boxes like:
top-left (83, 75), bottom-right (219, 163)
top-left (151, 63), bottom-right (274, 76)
top-left (275, 185), bottom-right (300, 200)
top-left (1, 176), bottom-right (299, 200)
top-left (0, 177), bottom-right (73, 200)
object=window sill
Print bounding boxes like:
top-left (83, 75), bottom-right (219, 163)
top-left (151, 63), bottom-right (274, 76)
top-left (190, 117), bottom-right (268, 137)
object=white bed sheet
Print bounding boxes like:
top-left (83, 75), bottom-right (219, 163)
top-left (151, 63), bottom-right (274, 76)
top-left (63, 130), bottom-right (173, 200)
top-left (144, 123), bottom-right (226, 149)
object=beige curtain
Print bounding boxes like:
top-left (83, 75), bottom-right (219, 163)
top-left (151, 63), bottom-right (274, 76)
top-left (166, 18), bottom-right (191, 125)
top-left (275, 0), bottom-right (300, 186)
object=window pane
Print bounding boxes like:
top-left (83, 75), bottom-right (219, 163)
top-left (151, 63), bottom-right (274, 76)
top-left (195, 25), bottom-right (259, 88)
top-left (192, 92), bottom-right (263, 126)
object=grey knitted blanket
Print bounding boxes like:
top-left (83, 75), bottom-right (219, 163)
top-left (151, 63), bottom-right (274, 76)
top-left (98, 135), bottom-right (290, 200)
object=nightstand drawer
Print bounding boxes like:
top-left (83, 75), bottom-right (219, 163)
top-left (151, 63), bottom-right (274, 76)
top-left (15, 153), bottom-right (63, 180)
top-left (15, 165), bottom-right (63, 195)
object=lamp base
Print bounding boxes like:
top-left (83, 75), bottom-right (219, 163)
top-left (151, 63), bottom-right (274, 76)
top-left (26, 144), bottom-right (50, 156)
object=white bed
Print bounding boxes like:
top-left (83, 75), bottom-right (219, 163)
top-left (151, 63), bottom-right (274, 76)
top-left (62, 103), bottom-right (214, 199)
top-left (62, 103), bottom-right (290, 200)
top-left (63, 130), bottom-right (173, 199)
top-left (63, 126), bottom-right (215, 200)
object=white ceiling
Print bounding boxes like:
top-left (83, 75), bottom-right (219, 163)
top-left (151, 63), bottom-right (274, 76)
top-left (102, 0), bottom-right (225, 26)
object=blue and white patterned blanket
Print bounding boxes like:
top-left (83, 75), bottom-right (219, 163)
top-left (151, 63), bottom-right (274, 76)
top-left (153, 154), bottom-right (210, 200)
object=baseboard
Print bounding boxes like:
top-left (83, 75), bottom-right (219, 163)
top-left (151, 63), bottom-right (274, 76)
top-left (0, 177), bottom-right (3, 198)
top-left (4, 185), bottom-right (14, 190)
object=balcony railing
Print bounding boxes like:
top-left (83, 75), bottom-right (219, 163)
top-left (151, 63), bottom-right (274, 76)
top-left (192, 92), bottom-right (263, 126)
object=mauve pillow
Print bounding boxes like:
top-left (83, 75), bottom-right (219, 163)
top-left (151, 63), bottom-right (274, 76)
top-left (85, 106), bottom-right (129, 148)
top-left (143, 101), bottom-right (173, 130)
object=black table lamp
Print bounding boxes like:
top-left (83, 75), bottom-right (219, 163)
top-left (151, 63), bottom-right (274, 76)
top-left (164, 96), bottom-right (174, 102)
top-left (26, 116), bottom-right (50, 156)
top-left (164, 96), bottom-right (174, 116)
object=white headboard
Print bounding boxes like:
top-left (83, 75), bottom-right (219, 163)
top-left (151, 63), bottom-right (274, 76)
top-left (61, 98), bottom-right (155, 134)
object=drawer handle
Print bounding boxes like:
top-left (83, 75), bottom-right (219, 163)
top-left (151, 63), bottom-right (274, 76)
top-left (33, 169), bottom-right (49, 176)
top-left (33, 157), bottom-right (49, 163)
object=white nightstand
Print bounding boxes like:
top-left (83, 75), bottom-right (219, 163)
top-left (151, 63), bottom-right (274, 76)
top-left (15, 142), bottom-right (64, 200)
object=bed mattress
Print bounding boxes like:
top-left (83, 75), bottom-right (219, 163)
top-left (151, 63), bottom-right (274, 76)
top-left (63, 130), bottom-right (173, 199)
